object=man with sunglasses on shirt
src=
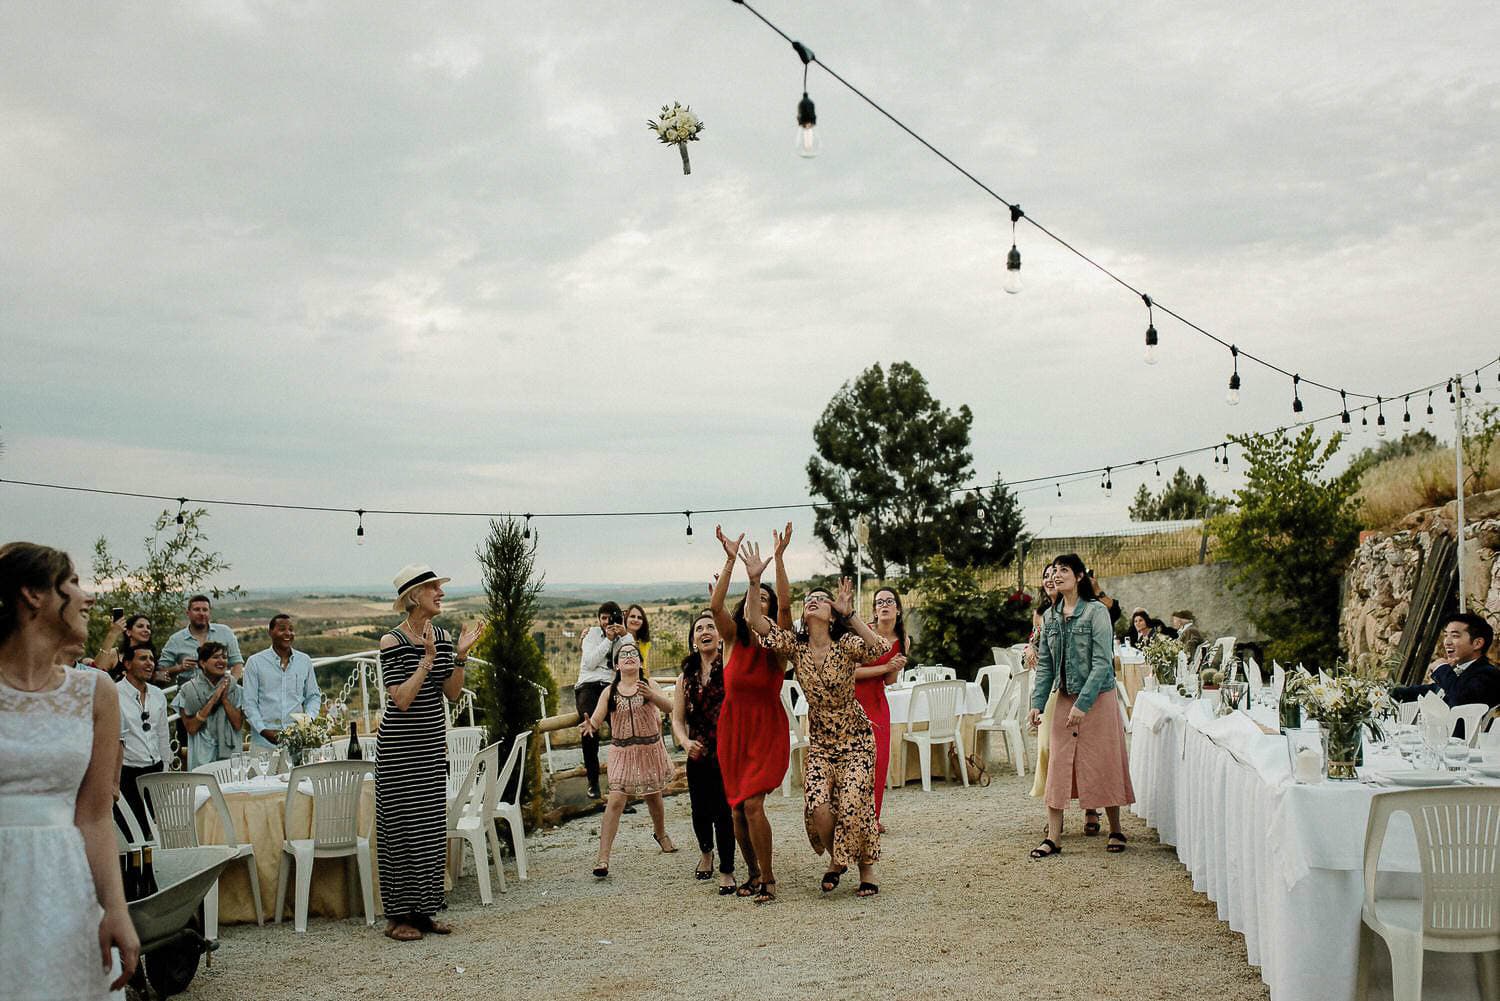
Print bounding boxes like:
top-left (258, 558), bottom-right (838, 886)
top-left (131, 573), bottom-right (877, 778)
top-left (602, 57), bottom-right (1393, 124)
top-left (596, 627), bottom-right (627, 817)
top-left (115, 643), bottom-right (170, 832)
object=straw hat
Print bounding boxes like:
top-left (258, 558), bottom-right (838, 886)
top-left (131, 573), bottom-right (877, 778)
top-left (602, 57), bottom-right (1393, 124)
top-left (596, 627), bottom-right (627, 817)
top-left (391, 564), bottom-right (451, 612)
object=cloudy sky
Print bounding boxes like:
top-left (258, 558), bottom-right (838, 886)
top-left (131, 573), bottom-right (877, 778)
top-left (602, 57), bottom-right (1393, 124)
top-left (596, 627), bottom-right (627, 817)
top-left (3, 1), bottom-right (1497, 592)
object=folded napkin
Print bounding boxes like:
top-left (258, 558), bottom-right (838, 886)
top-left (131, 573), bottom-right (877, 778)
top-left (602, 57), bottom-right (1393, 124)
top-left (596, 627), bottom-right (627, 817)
top-left (1418, 692), bottom-right (1452, 746)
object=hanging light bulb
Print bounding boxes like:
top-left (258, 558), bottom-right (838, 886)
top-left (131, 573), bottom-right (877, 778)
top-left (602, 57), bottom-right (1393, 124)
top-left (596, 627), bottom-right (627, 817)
top-left (792, 42), bottom-right (819, 158)
top-left (684, 511), bottom-right (694, 542)
top-left (1426, 390), bottom-right (1435, 424)
top-left (356, 509), bottom-right (365, 546)
top-left (1360, 408), bottom-right (1369, 432)
top-left (1340, 390), bottom-right (1351, 424)
top-left (1003, 204), bottom-right (1024, 294)
top-left (175, 498), bottom-right (187, 525)
top-left (1226, 346), bottom-right (1241, 406)
top-left (1402, 395), bottom-right (1411, 424)
top-left (1222, 445), bottom-right (1231, 471)
top-left (1056, 483), bottom-right (1062, 498)
top-left (1448, 378), bottom-right (1455, 404)
top-left (1291, 374), bottom-right (1303, 414)
top-left (1105, 467), bottom-right (1113, 497)
top-left (1376, 397), bottom-right (1387, 437)
top-left (522, 514), bottom-right (532, 540)
top-left (1141, 294), bottom-right (1158, 364)
top-left (1475, 370), bottom-right (1483, 395)
top-left (1154, 460), bottom-right (1161, 478)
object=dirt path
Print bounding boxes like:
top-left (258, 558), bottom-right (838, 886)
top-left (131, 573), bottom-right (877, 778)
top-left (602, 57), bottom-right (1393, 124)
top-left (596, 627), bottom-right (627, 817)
top-left (181, 761), bottom-right (1268, 1001)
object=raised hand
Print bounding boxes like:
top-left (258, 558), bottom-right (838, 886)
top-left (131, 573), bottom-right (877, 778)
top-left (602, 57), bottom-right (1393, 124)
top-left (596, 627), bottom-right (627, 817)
top-left (716, 525), bottom-right (744, 561)
top-left (738, 541), bottom-right (772, 580)
top-left (457, 620), bottom-right (487, 659)
top-left (772, 521), bottom-right (794, 558)
top-left (832, 576), bottom-right (854, 618)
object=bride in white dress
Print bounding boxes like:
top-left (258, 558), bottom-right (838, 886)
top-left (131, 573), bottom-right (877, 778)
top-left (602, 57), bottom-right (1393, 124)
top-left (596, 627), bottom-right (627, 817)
top-left (0, 542), bottom-right (139, 998)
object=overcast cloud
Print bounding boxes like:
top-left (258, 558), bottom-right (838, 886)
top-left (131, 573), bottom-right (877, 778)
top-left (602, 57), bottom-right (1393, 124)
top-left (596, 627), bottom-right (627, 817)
top-left (3, 1), bottom-right (1497, 591)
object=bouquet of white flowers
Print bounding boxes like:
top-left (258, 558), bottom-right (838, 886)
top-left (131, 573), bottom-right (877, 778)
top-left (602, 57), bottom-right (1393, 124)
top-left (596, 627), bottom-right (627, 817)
top-left (1288, 671), bottom-right (1391, 779)
top-left (648, 102), bottom-right (705, 174)
top-left (1141, 635), bottom-right (1183, 686)
top-left (278, 713), bottom-right (332, 764)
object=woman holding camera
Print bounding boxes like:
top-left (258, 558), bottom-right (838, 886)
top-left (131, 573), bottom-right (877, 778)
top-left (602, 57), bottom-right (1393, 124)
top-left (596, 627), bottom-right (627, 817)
top-left (1026, 554), bottom-right (1133, 858)
top-left (93, 613), bottom-right (152, 679)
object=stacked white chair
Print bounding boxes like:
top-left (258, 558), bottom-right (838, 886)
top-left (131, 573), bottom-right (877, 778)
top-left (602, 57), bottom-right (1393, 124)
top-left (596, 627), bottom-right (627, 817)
top-left (780, 680), bottom-right (810, 797)
top-left (1356, 787), bottom-right (1500, 1001)
top-left (1397, 701), bottom-right (1421, 726)
top-left (489, 730), bottom-right (532, 882)
top-left (915, 665), bottom-right (955, 683)
top-left (1477, 720), bottom-right (1500, 753)
top-left (973, 665), bottom-right (1018, 770)
top-left (192, 759), bottom-right (235, 783)
top-left (274, 760), bottom-right (375, 933)
top-left (901, 680), bottom-right (969, 791)
top-left (137, 771), bottom-right (264, 938)
top-left (991, 647), bottom-right (1016, 671)
top-left (446, 740), bottom-right (504, 902)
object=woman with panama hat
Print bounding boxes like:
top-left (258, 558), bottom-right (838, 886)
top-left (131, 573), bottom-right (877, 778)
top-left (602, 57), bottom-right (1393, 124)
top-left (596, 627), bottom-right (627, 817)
top-left (376, 564), bottom-right (484, 942)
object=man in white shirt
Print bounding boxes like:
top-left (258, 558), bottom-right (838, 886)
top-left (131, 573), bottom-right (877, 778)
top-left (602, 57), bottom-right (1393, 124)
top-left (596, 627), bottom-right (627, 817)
top-left (242, 614), bottom-right (321, 750)
top-left (576, 602), bottom-right (626, 800)
top-left (116, 644), bottom-right (170, 831)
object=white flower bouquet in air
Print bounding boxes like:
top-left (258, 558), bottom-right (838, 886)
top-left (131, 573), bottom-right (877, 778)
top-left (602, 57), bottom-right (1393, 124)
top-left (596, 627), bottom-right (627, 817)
top-left (648, 102), bottom-right (705, 174)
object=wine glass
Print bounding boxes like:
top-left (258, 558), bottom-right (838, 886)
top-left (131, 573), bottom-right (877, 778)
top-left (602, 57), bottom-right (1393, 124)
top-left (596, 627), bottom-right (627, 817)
top-left (255, 751), bottom-right (271, 779)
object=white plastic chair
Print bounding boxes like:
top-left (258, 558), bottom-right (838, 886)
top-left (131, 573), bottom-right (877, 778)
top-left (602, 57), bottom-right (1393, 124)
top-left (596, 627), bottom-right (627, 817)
top-left (915, 665), bottom-right (956, 683)
top-left (1477, 722), bottom-right (1500, 753)
top-left (447, 740), bottom-right (504, 903)
top-left (780, 680), bottom-right (811, 797)
top-left (974, 667), bottom-right (1026, 775)
top-left (446, 725), bottom-right (485, 765)
top-left (901, 680), bottom-right (969, 791)
top-left (138, 771), bottom-right (264, 938)
top-left (1449, 703), bottom-right (1491, 745)
top-left (192, 759), bottom-right (235, 782)
top-left (991, 647), bottom-right (1017, 671)
top-left (273, 761), bottom-right (375, 932)
top-left (1397, 701), bottom-right (1422, 726)
top-left (1356, 787), bottom-right (1500, 1001)
top-left (113, 795), bottom-right (153, 851)
top-left (1116, 679), bottom-right (1133, 733)
top-left (974, 665), bottom-right (1011, 717)
top-left (490, 730), bottom-right (532, 882)
top-left (899, 667), bottom-right (919, 684)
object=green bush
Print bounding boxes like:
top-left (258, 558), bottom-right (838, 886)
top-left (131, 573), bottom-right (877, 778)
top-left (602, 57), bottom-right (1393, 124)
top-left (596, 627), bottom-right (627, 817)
top-left (908, 556), bottom-right (1033, 680)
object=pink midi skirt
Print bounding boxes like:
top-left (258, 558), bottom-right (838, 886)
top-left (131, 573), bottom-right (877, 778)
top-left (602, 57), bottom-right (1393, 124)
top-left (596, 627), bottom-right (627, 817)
top-left (1044, 687), bottom-right (1135, 811)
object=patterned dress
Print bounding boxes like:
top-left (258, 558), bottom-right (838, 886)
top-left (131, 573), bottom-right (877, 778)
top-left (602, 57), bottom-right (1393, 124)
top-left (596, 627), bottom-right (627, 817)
top-left (761, 626), bottom-right (880, 868)
top-left (376, 626), bottom-right (453, 920)
top-left (0, 668), bottom-right (121, 1000)
top-left (606, 685), bottom-right (674, 796)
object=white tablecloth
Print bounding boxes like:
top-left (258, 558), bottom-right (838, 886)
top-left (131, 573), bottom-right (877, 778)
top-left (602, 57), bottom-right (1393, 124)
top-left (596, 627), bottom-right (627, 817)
top-left (792, 681), bottom-right (986, 725)
top-left (1129, 691), bottom-right (1486, 1001)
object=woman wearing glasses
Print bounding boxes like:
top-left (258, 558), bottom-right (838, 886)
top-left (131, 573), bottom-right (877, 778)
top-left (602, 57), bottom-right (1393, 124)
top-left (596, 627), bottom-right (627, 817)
top-left (580, 637), bottom-right (676, 876)
top-left (743, 555), bottom-right (890, 899)
top-left (854, 588), bottom-right (907, 831)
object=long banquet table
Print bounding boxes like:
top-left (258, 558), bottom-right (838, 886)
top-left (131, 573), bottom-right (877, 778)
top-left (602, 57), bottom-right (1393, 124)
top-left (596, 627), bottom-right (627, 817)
top-left (1129, 690), bottom-right (1486, 1001)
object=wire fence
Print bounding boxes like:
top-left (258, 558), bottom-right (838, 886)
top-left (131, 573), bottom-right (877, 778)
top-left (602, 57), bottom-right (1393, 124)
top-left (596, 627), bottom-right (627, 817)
top-left (975, 520), bottom-right (1214, 594)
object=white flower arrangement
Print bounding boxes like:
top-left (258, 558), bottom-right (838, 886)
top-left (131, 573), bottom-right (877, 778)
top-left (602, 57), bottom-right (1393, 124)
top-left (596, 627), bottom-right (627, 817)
top-left (1289, 671), bottom-right (1390, 737)
top-left (648, 101), bottom-right (705, 175)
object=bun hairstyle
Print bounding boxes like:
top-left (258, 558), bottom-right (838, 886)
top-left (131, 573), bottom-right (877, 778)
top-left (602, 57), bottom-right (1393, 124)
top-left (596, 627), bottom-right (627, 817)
top-left (0, 542), bottom-right (75, 645)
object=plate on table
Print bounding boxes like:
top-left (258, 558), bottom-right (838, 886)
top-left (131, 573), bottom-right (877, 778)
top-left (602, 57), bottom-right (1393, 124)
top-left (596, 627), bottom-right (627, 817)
top-left (1378, 770), bottom-right (1464, 787)
top-left (1472, 762), bottom-right (1500, 778)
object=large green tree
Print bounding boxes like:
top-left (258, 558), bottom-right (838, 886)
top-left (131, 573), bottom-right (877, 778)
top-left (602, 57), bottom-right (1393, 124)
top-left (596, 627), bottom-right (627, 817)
top-left (1128, 467), bottom-right (1229, 521)
top-left (473, 518), bottom-right (554, 818)
top-left (88, 508), bottom-right (242, 656)
top-left (1209, 427), bottom-right (1362, 666)
top-left (806, 361), bottom-right (1026, 576)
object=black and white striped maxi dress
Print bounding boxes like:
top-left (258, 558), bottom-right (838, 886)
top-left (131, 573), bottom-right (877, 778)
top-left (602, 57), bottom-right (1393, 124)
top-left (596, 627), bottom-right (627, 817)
top-left (375, 625), bottom-right (453, 919)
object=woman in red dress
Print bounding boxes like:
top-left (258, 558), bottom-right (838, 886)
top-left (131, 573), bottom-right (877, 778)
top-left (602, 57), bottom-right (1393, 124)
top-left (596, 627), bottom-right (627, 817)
top-left (710, 524), bottom-right (793, 904)
top-left (853, 587), bottom-right (908, 831)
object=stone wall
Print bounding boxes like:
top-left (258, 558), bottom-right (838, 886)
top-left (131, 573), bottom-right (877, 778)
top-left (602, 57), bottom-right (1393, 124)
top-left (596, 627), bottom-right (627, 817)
top-left (1341, 489), bottom-right (1500, 661)
top-left (1099, 562), bottom-right (1266, 645)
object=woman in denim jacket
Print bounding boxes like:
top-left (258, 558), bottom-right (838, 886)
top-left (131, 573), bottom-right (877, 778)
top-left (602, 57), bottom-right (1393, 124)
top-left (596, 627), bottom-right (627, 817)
top-left (1026, 554), bottom-right (1134, 858)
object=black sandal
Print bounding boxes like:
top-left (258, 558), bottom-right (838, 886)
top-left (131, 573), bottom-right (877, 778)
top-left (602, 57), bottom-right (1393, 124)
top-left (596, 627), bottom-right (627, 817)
top-left (1084, 810), bottom-right (1102, 836)
top-left (1029, 838), bottom-right (1062, 860)
top-left (753, 880), bottom-right (777, 904)
top-left (820, 868), bottom-right (846, 893)
top-left (736, 879), bottom-right (761, 898)
top-left (695, 865), bottom-right (712, 880)
top-left (1106, 832), bottom-right (1127, 853)
top-left (718, 880), bottom-right (737, 896)
top-left (855, 882), bottom-right (879, 897)
top-left (592, 865), bottom-right (609, 878)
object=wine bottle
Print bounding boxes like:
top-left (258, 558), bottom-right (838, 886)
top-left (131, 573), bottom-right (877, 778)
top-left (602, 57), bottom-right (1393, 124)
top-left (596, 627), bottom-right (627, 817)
top-left (140, 845), bottom-right (159, 897)
top-left (119, 851), bottom-right (134, 901)
top-left (347, 720), bottom-right (363, 760)
top-left (1278, 681), bottom-right (1301, 733)
top-left (125, 848), bottom-right (142, 901)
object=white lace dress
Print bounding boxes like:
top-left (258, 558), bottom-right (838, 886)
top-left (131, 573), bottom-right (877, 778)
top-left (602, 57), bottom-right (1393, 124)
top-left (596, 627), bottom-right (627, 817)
top-left (0, 668), bottom-right (122, 1000)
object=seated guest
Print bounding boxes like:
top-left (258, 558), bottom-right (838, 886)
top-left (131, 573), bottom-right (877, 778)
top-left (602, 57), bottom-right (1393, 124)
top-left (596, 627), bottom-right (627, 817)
top-left (1171, 610), bottom-right (1204, 659)
top-left (116, 644), bottom-right (169, 830)
top-left (243, 613), bottom-right (320, 750)
top-left (174, 641), bottom-right (245, 770)
top-left (1150, 616), bottom-right (1178, 639)
top-left (158, 594), bottom-right (243, 685)
top-left (1124, 608), bottom-right (1158, 648)
top-left (1390, 613), bottom-right (1500, 735)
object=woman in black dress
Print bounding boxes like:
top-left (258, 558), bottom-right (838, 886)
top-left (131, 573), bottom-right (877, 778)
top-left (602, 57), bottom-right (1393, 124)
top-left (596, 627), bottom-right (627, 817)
top-left (376, 564), bottom-right (483, 943)
top-left (671, 610), bottom-right (737, 894)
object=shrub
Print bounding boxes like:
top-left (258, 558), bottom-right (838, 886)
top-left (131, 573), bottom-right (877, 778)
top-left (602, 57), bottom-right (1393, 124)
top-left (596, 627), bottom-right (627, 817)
top-left (1356, 437), bottom-right (1500, 529)
top-left (907, 556), bottom-right (1032, 679)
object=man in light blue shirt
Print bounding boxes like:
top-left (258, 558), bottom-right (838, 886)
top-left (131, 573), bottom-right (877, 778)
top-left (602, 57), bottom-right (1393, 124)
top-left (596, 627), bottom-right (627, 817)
top-left (243, 614), bottom-right (321, 749)
top-left (157, 594), bottom-right (244, 685)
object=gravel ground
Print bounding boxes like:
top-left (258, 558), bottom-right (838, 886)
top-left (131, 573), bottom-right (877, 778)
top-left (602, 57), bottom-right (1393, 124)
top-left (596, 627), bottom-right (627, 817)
top-left (179, 752), bottom-right (1269, 1001)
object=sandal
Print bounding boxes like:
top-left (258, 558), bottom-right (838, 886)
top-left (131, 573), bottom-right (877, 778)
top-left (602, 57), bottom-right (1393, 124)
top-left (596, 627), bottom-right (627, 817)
top-left (654, 832), bottom-right (678, 854)
top-left (1106, 832), bottom-right (1128, 853)
top-left (718, 880), bottom-right (738, 896)
top-left (1029, 838), bottom-right (1062, 860)
top-left (753, 880), bottom-right (778, 905)
top-left (425, 919), bottom-right (453, 935)
top-left (736, 877), bottom-right (761, 898)
top-left (695, 866), bottom-right (712, 880)
top-left (855, 882), bottom-right (879, 897)
top-left (592, 865), bottom-right (609, 878)
top-left (1084, 810), bottom-right (1102, 836)
top-left (820, 868), bottom-right (846, 893)
top-left (384, 923), bottom-right (422, 942)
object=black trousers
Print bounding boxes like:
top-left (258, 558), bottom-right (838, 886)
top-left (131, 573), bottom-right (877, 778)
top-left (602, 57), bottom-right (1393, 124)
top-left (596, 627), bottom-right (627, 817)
top-left (574, 682), bottom-right (609, 790)
top-left (116, 760), bottom-right (164, 835)
top-left (686, 754), bottom-right (735, 874)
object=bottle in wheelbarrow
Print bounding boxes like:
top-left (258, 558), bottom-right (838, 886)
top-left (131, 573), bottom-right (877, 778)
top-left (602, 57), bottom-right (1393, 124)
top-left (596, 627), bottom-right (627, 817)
top-left (140, 845), bottom-right (159, 897)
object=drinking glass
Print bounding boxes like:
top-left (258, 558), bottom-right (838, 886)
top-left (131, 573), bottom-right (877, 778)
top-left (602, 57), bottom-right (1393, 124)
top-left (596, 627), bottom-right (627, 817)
top-left (255, 751), bottom-right (271, 778)
top-left (230, 752), bottom-right (245, 783)
top-left (1443, 743), bottom-right (1471, 773)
